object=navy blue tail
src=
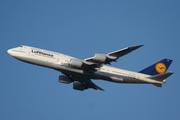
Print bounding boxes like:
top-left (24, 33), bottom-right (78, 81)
top-left (139, 59), bottom-right (173, 75)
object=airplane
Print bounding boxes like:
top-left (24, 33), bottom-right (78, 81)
top-left (7, 45), bottom-right (173, 91)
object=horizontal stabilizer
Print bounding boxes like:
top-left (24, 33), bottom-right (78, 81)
top-left (148, 72), bottom-right (174, 81)
top-left (153, 83), bottom-right (162, 87)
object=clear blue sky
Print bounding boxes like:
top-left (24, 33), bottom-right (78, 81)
top-left (1, 0), bottom-right (180, 120)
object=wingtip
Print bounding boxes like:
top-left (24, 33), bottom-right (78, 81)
top-left (96, 86), bottom-right (105, 91)
top-left (167, 72), bottom-right (174, 75)
top-left (137, 44), bottom-right (144, 47)
top-left (129, 44), bottom-right (144, 50)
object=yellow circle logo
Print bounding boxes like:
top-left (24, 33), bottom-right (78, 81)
top-left (155, 63), bottom-right (166, 73)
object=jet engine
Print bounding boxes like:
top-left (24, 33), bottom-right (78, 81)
top-left (58, 75), bottom-right (72, 84)
top-left (70, 59), bottom-right (83, 68)
top-left (93, 54), bottom-right (107, 62)
top-left (73, 82), bottom-right (87, 91)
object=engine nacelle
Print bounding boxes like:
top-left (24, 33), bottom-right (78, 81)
top-left (70, 59), bottom-right (83, 68)
top-left (58, 75), bottom-right (72, 84)
top-left (73, 82), bottom-right (87, 91)
top-left (93, 54), bottom-right (107, 62)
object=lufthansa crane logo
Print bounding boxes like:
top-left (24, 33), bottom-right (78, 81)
top-left (155, 63), bottom-right (166, 73)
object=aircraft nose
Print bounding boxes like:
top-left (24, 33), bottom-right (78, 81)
top-left (7, 49), bottom-right (11, 54)
top-left (7, 49), bottom-right (13, 55)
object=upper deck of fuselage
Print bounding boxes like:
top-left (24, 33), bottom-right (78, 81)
top-left (7, 45), bottom-right (76, 60)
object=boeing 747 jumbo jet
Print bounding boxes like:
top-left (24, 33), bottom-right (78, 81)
top-left (7, 45), bottom-right (173, 91)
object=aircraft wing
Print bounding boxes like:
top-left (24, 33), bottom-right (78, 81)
top-left (71, 76), bottom-right (105, 91)
top-left (108, 45), bottom-right (144, 58)
top-left (84, 45), bottom-right (143, 65)
top-left (84, 79), bottom-right (105, 91)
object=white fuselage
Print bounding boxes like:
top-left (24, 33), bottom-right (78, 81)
top-left (7, 46), bottom-right (163, 85)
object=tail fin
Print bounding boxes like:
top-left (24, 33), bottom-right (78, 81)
top-left (139, 59), bottom-right (173, 75)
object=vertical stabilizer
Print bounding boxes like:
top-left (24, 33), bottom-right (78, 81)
top-left (139, 59), bottom-right (173, 75)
